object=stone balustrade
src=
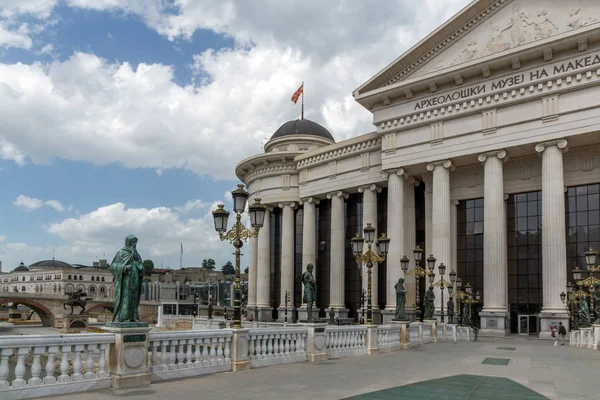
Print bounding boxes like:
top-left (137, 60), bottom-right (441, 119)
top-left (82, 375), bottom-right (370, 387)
top-left (148, 330), bottom-right (232, 381)
top-left (376, 325), bottom-right (401, 352)
top-left (569, 325), bottom-right (600, 350)
top-left (325, 326), bottom-right (367, 358)
top-left (247, 328), bottom-right (307, 367)
top-left (0, 333), bottom-right (114, 400)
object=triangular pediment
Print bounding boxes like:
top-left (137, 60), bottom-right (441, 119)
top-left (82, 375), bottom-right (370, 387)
top-left (356, 0), bottom-right (600, 96)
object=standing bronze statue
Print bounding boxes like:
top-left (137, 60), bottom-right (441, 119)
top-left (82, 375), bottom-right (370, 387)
top-left (394, 278), bottom-right (408, 320)
top-left (63, 289), bottom-right (91, 315)
top-left (462, 302), bottom-right (469, 326)
top-left (447, 296), bottom-right (455, 324)
top-left (110, 234), bottom-right (144, 323)
top-left (302, 263), bottom-right (317, 322)
top-left (579, 297), bottom-right (591, 328)
top-left (423, 285), bottom-right (435, 320)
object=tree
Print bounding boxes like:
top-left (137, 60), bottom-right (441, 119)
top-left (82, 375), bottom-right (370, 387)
top-left (142, 259), bottom-right (155, 276)
top-left (244, 267), bottom-right (249, 274)
top-left (202, 258), bottom-right (216, 270)
top-left (221, 261), bottom-right (235, 275)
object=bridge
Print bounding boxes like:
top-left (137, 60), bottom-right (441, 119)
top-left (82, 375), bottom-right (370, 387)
top-left (0, 292), bottom-right (159, 327)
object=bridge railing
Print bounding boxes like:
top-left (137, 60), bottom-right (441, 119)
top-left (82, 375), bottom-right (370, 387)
top-left (247, 327), bottom-right (307, 367)
top-left (0, 333), bottom-right (114, 400)
top-left (326, 325), bottom-right (367, 358)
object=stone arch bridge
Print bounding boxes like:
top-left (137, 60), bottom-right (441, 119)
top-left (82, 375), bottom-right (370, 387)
top-left (0, 292), bottom-right (159, 327)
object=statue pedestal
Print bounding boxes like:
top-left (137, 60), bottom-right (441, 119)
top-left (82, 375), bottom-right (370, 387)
top-left (61, 314), bottom-right (90, 334)
top-left (297, 307), bottom-right (320, 323)
top-left (299, 323), bottom-right (328, 362)
top-left (593, 325), bottom-right (600, 351)
top-left (390, 320), bottom-right (411, 349)
top-left (423, 320), bottom-right (437, 343)
top-left (102, 322), bottom-right (152, 389)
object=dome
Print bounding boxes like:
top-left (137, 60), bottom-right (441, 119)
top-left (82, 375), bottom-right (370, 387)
top-left (271, 119), bottom-right (335, 142)
top-left (29, 260), bottom-right (75, 270)
top-left (14, 262), bottom-right (29, 272)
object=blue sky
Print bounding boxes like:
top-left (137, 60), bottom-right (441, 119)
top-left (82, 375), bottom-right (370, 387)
top-left (0, 0), bottom-right (468, 272)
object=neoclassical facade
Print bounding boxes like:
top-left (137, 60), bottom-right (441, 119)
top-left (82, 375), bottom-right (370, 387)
top-left (237, 0), bottom-right (600, 337)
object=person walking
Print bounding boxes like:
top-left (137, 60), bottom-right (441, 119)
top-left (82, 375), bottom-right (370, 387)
top-left (557, 322), bottom-right (567, 345)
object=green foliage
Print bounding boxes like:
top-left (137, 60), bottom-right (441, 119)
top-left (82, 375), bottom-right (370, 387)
top-left (244, 267), bottom-right (249, 274)
top-left (221, 261), bottom-right (235, 275)
top-left (142, 259), bottom-right (155, 276)
top-left (201, 258), bottom-right (216, 270)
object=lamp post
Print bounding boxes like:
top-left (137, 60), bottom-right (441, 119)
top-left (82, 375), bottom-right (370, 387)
top-left (574, 248), bottom-right (599, 323)
top-left (192, 293), bottom-right (199, 318)
top-left (431, 263), bottom-right (455, 323)
top-left (350, 223), bottom-right (390, 325)
top-left (212, 185), bottom-right (267, 329)
top-left (402, 246), bottom-right (427, 321)
top-left (360, 289), bottom-right (367, 324)
top-left (455, 277), bottom-right (466, 326)
top-left (463, 283), bottom-right (480, 327)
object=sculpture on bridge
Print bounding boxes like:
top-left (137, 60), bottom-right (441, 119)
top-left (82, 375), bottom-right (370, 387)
top-left (110, 234), bottom-right (144, 323)
top-left (63, 289), bottom-right (92, 315)
top-left (593, 282), bottom-right (600, 323)
top-left (394, 278), bottom-right (408, 321)
top-left (447, 296), bottom-right (455, 324)
top-left (423, 285), bottom-right (435, 320)
top-left (302, 263), bottom-right (317, 322)
top-left (579, 297), bottom-right (591, 328)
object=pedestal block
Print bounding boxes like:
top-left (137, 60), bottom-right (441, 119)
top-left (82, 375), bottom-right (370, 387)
top-left (297, 307), bottom-right (320, 323)
top-left (300, 323), bottom-right (328, 362)
top-left (423, 320), bottom-right (437, 343)
top-left (413, 322), bottom-right (424, 344)
top-left (61, 314), bottom-right (90, 334)
top-left (478, 311), bottom-right (509, 337)
top-left (366, 325), bottom-right (379, 355)
top-left (232, 328), bottom-right (250, 371)
top-left (381, 310), bottom-right (396, 324)
top-left (592, 325), bottom-right (600, 351)
top-left (102, 322), bottom-right (152, 388)
top-left (391, 320), bottom-right (411, 349)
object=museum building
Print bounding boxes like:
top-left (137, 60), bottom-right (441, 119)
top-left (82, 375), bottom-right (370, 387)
top-left (236, 0), bottom-right (600, 337)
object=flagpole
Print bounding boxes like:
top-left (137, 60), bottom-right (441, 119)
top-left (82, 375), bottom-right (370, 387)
top-left (301, 81), bottom-right (304, 120)
top-left (180, 243), bottom-right (183, 269)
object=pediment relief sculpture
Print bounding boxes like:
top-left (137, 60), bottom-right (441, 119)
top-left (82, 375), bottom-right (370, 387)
top-left (409, 1), bottom-right (599, 80)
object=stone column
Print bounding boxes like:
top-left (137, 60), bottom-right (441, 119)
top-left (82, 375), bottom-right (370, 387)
top-left (405, 176), bottom-right (417, 320)
top-left (278, 202), bottom-right (295, 320)
top-left (478, 150), bottom-right (509, 336)
top-left (247, 236), bottom-right (258, 310)
top-left (536, 139), bottom-right (569, 338)
top-left (383, 169), bottom-right (405, 323)
top-left (422, 173), bottom-right (433, 264)
top-left (359, 184), bottom-right (380, 322)
top-left (426, 160), bottom-right (453, 313)
top-left (327, 191), bottom-right (348, 317)
top-left (302, 198), bottom-right (317, 269)
top-left (256, 208), bottom-right (271, 320)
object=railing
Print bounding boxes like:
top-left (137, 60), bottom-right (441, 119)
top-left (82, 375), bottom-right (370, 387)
top-left (325, 326), bottom-right (367, 358)
top-left (0, 333), bottom-right (114, 400)
top-left (247, 328), bottom-right (307, 367)
top-left (148, 330), bottom-right (232, 381)
top-left (376, 325), bottom-right (401, 350)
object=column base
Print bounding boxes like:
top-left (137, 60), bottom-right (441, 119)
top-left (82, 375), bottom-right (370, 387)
top-left (478, 310), bottom-right (509, 337)
top-left (381, 309), bottom-right (396, 324)
top-left (254, 306), bottom-right (274, 322)
top-left (539, 310), bottom-right (569, 339)
top-left (276, 307), bottom-right (294, 323)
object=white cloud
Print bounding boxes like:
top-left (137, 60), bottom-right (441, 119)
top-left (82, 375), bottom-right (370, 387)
top-left (0, 1), bottom-right (471, 179)
top-left (13, 194), bottom-right (67, 212)
top-left (0, 0), bottom-right (58, 49)
top-left (175, 199), bottom-right (205, 214)
top-left (0, 235), bottom-right (6, 242)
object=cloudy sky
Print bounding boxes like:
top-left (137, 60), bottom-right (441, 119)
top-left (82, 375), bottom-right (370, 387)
top-left (0, 0), bottom-right (470, 272)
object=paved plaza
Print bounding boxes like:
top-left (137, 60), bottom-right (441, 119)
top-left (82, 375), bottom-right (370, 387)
top-left (43, 337), bottom-right (599, 400)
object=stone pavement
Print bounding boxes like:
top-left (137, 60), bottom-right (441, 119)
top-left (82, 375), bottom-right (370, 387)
top-left (44, 337), bottom-right (599, 400)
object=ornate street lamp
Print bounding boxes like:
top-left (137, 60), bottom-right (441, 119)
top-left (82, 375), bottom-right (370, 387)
top-left (431, 262), bottom-right (452, 323)
top-left (585, 247), bottom-right (598, 270)
top-left (427, 254), bottom-right (436, 272)
top-left (351, 223), bottom-right (390, 325)
top-left (575, 247), bottom-right (600, 324)
top-left (212, 185), bottom-right (266, 328)
top-left (406, 246), bottom-right (427, 321)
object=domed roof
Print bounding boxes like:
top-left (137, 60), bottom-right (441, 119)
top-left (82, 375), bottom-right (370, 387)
top-left (271, 119), bottom-right (335, 142)
top-left (14, 262), bottom-right (29, 272)
top-left (29, 260), bottom-right (75, 270)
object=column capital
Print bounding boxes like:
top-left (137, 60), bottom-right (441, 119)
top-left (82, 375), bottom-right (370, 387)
top-left (278, 202), bottom-right (296, 209)
top-left (535, 138), bottom-right (568, 154)
top-left (451, 199), bottom-right (460, 206)
top-left (299, 197), bottom-right (320, 205)
top-left (326, 191), bottom-right (349, 200)
top-left (358, 184), bottom-right (382, 193)
top-left (477, 149), bottom-right (507, 163)
top-left (426, 160), bottom-right (454, 172)
top-left (380, 168), bottom-right (405, 179)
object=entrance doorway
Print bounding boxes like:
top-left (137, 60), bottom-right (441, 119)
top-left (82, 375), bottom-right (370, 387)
top-left (517, 314), bottom-right (539, 335)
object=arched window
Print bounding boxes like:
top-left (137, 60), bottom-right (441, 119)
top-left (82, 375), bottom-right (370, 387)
top-left (101, 277), bottom-right (105, 282)
top-left (21, 286), bottom-right (26, 292)
top-left (73, 275), bottom-right (77, 280)
top-left (68, 275), bottom-right (72, 280)
top-left (79, 275), bottom-right (83, 281)
top-left (53, 283), bottom-right (57, 291)
top-left (91, 276), bottom-right (95, 281)
top-left (65, 284), bottom-right (75, 294)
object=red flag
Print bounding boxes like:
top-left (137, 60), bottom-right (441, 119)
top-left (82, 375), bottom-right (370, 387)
top-left (291, 83), bottom-right (303, 104)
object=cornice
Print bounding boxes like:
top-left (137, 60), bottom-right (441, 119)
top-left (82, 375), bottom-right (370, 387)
top-left (244, 163), bottom-right (297, 182)
top-left (296, 134), bottom-right (381, 169)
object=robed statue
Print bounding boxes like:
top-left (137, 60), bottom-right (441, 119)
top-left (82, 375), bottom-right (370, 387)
top-left (447, 296), bottom-right (455, 324)
top-left (462, 302), bottom-right (469, 326)
top-left (394, 278), bottom-right (408, 320)
top-left (110, 234), bottom-right (144, 322)
top-left (423, 285), bottom-right (435, 320)
top-left (302, 264), bottom-right (317, 322)
top-left (579, 297), bottom-right (591, 328)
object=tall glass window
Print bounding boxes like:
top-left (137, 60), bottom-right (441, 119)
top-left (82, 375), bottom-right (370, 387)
top-left (377, 187), bottom-right (388, 310)
top-left (294, 208), bottom-right (304, 308)
top-left (567, 183), bottom-right (600, 274)
top-left (507, 191), bottom-right (542, 333)
top-left (415, 181), bottom-right (426, 306)
top-left (344, 193), bottom-right (363, 320)
top-left (316, 199), bottom-right (331, 315)
top-left (457, 198), bottom-right (484, 296)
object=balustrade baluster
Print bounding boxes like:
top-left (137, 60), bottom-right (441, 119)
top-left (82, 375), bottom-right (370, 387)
top-left (186, 339), bottom-right (194, 368)
top-left (98, 344), bottom-right (109, 378)
top-left (249, 335), bottom-right (256, 360)
top-left (284, 333), bottom-right (290, 356)
top-left (43, 345), bottom-right (58, 384)
top-left (268, 334), bottom-right (275, 358)
top-left (160, 340), bottom-right (169, 370)
top-left (224, 337), bottom-right (231, 363)
top-left (194, 338), bottom-right (201, 367)
top-left (84, 344), bottom-right (96, 379)
top-left (201, 338), bottom-right (209, 366)
top-left (273, 334), bottom-right (280, 357)
top-left (59, 345), bottom-right (71, 383)
top-left (29, 346), bottom-right (44, 386)
top-left (72, 344), bottom-right (84, 381)
top-left (0, 348), bottom-right (11, 390)
top-left (176, 340), bottom-right (186, 369)
top-left (210, 337), bottom-right (217, 365)
top-left (168, 340), bottom-right (177, 370)
top-left (217, 337), bottom-right (224, 365)
top-left (12, 347), bottom-right (29, 388)
top-left (260, 335), bottom-right (267, 359)
top-left (150, 341), bottom-right (159, 371)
